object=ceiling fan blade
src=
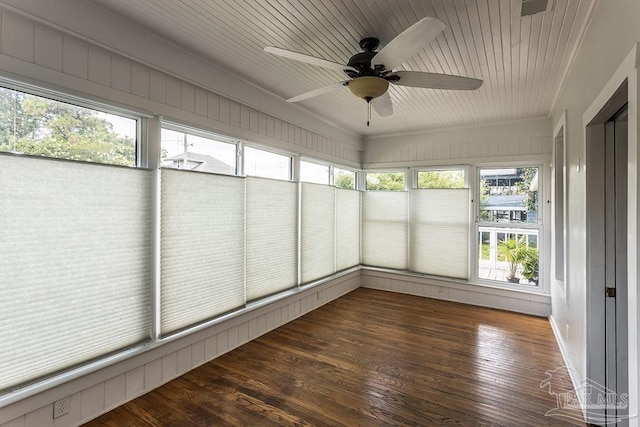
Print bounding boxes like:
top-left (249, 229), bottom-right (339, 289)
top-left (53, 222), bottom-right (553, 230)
top-left (371, 17), bottom-right (445, 70)
top-left (265, 47), bottom-right (356, 73)
top-left (391, 71), bottom-right (483, 90)
top-left (371, 91), bottom-right (393, 117)
top-left (287, 81), bottom-right (347, 102)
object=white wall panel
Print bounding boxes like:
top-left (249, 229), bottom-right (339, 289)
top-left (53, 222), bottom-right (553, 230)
top-left (88, 46), bottom-right (111, 86)
top-left (34, 25), bottom-right (62, 71)
top-left (110, 55), bottom-right (131, 92)
top-left (229, 100), bottom-right (240, 128)
top-left (364, 118), bottom-right (552, 167)
top-left (1, 12), bottom-right (33, 62)
top-left (165, 75), bottom-right (181, 107)
top-left (361, 270), bottom-right (550, 317)
top-left (219, 97), bottom-right (230, 123)
top-left (149, 69), bottom-right (167, 103)
top-left (131, 63), bottom-right (150, 99)
top-left (180, 82), bottom-right (195, 113)
top-left (194, 87), bottom-right (207, 116)
top-left (62, 37), bottom-right (88, 79)
top-left (207, 92), bottom-right (220, 120)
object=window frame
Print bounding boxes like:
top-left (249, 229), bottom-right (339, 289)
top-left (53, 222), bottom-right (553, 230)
top-left (474, 164), bottom-right (544, 291)
top-left (411, 165), bottom-right (469, 189)
top-left (333, 165), bottom-right (358, 189)
top-left (0, 79), bottom-right (146, 167)
top-left (160, 121), bottom-right (241, 176)
top-left (364, 170), bottom-right (407, 192)
top-left (299, 157), bottom-right (331, 185)
top-left (553, 121), bottom-right (567, 291)
top-left (243, 143), bottom-right (294, 181)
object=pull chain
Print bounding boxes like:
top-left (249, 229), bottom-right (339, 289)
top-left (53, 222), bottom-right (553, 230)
top-left (367, 100), bottom-right (371, 126)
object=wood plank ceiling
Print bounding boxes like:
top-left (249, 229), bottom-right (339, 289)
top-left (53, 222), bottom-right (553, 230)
top-left (89, 0), bottom-right (595, 136)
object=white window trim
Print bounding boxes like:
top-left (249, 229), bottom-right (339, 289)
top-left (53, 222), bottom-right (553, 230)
top-left (1, 78), bottom-right (146, 167)
top-left (161, 120), bottom-right (242, 176)
top-left (474, 164), bottom-right (546, 293)
top-left (299, 157), bottom-right (331, 185)
top-left (332, 165), bottom-right (360, 189)
top-left (411, 165), bottom-right (470, 189)
top-left (364, 169), bottom-right (409, 191)
top-left (552, 111), bottom-right (567, 298)
top-left (242, 143), bottom-right (295, 181)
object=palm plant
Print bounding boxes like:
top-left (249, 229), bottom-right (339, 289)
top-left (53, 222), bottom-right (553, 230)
top-left (497, 237), bottom-right (528, 282)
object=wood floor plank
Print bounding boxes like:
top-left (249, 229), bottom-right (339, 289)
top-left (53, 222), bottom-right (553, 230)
top-left (84, 289), bottom-right (585, 426)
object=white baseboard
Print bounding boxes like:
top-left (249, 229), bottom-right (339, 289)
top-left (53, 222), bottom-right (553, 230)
top-left (360, 269), bottom-right (551, 316)
top-left (548, 314), bottom-right (587, 422)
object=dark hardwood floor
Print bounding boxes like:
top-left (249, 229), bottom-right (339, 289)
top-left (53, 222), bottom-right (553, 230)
top-left (84, 288), bottom-right (585, 426)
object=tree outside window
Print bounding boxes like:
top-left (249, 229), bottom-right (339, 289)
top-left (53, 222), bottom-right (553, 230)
top-left (0, 87), bottom-right (137, 166)
top-left (366, 172), bottom-right (405, 191)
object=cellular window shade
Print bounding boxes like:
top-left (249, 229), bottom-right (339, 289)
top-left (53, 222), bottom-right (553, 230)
top-left (160, 169), bottom-right (245, 335)
top-left (300, 183), bottom-right (335, 283)
top-left (410, 189), bottom-right (470, 279)
top-left (362, 191), bottom-right (408, 270)
top-left (246, 177), bottom-right (298, 301)
top-left (335, 188), bottom-right (360, 271)
top-left (0, 156), bottom-right (152, 392)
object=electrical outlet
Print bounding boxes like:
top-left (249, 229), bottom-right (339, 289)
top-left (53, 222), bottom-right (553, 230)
top-left (565, 324), bottom-right (570, 339)
top-left (53, 397), bottom-right (70, 419)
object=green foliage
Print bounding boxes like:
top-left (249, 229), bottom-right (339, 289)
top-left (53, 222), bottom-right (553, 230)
top-left (366, 172), bottom-right (405, 191)
top-left (516, 167), bottom-right (538, 213)
top-left (522, 248), bottom-right (539, 281)
top-left (497, 237), bottom-right (528, 279)
top-left (417, 170), bottom-right (464, 189)
top-left (0, 89), bottom-right (136, 166)
top-left (479, 179), bottom-right (491, 221)
top-left (334, 173), bottom-right (355, 189)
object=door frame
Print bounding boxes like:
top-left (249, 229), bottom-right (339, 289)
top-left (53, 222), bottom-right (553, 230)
top-left (582, 44), bottom-right (639, 426)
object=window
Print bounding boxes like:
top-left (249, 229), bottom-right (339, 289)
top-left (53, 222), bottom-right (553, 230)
top-left (300, 160), bottom-right (330, 184)
top-left (244, 146), bottom-right (291, 180)
top-left (366, 171), bottom-right (405, 191)
top-left (1, 155), bottom-right (151, 392)
top-left (0, 86), bottom-right (137, 166)
top-left (300, 183), bottom-right (336, 283)
top-left (554, 130), bottom-right (565, 283)
top-left (416, 168), bottom-right (465, 189)
top-left (334, 167), bottom-right (356, 189)
top-left (477, 167), bottom-right (540, 286)
top-left (362, 191), bottom-right (408, 269)
top-left (160, 170), bottom-right (245, 334)
top-left (409, 188), bottom-right (470, 279)
top-left (161, 125), bottom-right (237, 175)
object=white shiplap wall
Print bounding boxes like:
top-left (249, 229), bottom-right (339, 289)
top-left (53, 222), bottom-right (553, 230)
top-left (363, 117), bottom-right (552, 168)
top-left (361, 270), bottom-right (550, 317)
top-left (0, 9), bottom-right (362, 167)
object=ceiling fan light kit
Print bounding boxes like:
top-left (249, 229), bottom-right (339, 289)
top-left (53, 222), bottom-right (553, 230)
top-left (264, 16), bottom-right (483, 125)
top-left (348, 77), bottom-right (389, 101)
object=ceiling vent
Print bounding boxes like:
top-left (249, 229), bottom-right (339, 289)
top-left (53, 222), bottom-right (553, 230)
top-left (521, 0), bottom-right (553, 17)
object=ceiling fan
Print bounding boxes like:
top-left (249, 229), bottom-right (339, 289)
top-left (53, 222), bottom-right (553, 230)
top-left (265, 17), bottom-right (483, 125)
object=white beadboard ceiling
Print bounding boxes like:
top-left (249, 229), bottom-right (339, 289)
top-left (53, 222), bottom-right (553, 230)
top-left (88, 0), bottom-right (594, 136)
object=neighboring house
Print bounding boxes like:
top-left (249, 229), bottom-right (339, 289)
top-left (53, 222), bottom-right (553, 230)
top-left (163, 151), bottom-right (235, 175)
